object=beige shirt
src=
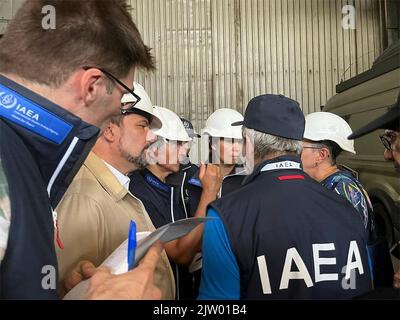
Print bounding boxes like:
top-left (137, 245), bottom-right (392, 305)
top-left (55, 152), bottom-right (175, 299)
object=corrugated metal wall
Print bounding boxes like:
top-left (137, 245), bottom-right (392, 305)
top-left (129, 0), bottom-right (384, 127)
top-left (0, 0), bottom-right (385, 123)
top-left (0, 0), bottom-right (24, 34)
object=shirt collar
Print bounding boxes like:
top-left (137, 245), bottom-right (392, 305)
top-left (103, 161), bottom-right (131, 190)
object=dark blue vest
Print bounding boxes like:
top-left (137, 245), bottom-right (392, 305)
top-left (129, 169), bottom-right (198, 300)
top-left (0, 75), bottom-right (99, 299)
top-left (211, 156), bottom-right (372, 299)
top-left (219, 165), bottom-right (247, 196)
top-left (167, 163), bottom-right (202, 217)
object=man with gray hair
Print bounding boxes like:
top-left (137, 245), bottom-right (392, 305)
top-left (198, 94), bottom-right (372, 299)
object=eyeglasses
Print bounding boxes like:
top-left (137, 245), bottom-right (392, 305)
top-left (82, 66), bottom-right (141, 115)
top-left (380, 132), bottom-right (397, 151)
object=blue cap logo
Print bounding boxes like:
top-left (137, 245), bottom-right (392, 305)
top-left (0, 92), bottom-right (17, 110)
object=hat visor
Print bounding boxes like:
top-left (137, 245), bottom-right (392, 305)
top-left (149, 115), bottom-right (163, 130)
top-left (231, 121), bottom-right (244, 126)
top-left (348, 106), bottom-right (399, 139)
top-left (188, 132), bottom-right (201, 138)
top-left (124, 107), bottom-right (163, 130)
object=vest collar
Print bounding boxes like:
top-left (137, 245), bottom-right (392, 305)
top-left (224, 164), bottom-right (247, 180)
top-left (181, 162), bottom-right (194, 172)
top-left (0, 74), bottom-right (100, 207)
top-left (143, 169), bottom-right (171, 193)
top-left (242, 155), bottom-right (303, 186)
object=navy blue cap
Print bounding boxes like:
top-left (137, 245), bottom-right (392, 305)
top-left (232, 94), bottom-right (305, 140)
top-left (181, 117), bottom-right (201, 138)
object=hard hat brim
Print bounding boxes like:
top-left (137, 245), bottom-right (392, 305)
top-left (150, 115), bottom-right (163, 130)
top-left (231, 121), bottom-right (244, 126)
top-left (188, 132), bottom-right (201, 138)
top-left (125, 107), bottom-right (162, 130)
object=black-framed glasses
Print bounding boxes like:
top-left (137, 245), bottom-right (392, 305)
top-left (380, 133), bottom-right (396, 151)
top-left (82, 66), bottom-right (141, 115)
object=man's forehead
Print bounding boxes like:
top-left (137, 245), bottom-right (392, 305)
top-left (123, 113), bottom-right (149, 124)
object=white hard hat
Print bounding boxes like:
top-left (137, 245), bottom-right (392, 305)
top-left (202, 108), bottom-right (244, 139)
top-left (120, 82), bottom-right (162, 129)
top-left (152, 106), bottom-right (192, 142)
top-left (304, 112), bottom-right (356, 154)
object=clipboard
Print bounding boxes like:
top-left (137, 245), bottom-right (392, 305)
top-left (63, 217), bottom-right (212, 300)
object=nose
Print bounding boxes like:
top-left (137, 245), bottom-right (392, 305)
top-left (383, 149), bottom-right (394, 161)
top-left (232, 140), bottom-right (242, 152)
top-left (146, 129), bottom-right (157, 143)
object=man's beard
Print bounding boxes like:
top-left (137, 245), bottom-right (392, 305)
top-left (120, 144), bottom-right (151, 170)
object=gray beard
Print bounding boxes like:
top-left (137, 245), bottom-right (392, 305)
top-left (121, 148), bottom-right (148, 170)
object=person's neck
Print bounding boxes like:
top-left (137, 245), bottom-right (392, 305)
top-left (92, 146), bottom-right (133, 176)
top-left (2, 72), bottom-right (103, 128)
top-left (148, 164), bottom-right (171, 183)
top-left (313, 163), bottom-right (339, 183)
top-left (3, 73), bottom-right (69, 108)
top-left (251, 152), bottom-right (299, 171)
top-left (261, 152), bottom-right (296, 162)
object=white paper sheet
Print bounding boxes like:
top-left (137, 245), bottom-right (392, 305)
top-left (63, 217), bottom-right (211, 300)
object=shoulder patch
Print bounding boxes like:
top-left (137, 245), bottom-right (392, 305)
top-left (0, 84), bottom-right (72, 144)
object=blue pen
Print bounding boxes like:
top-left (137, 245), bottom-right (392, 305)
top-left (127, 220), bottom-right (137, 270)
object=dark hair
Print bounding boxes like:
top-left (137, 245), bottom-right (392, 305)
top-left (0, 0), bottom-right (155, 87)
top-left (318, 140), bottom-right (342, 164)
top-left (110, 115), bottom-right (124, 126)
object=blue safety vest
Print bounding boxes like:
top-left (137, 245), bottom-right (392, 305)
top-left (210, 156), bottom-right (372, 299)
top-left (129, 169), bottom-right (199, 299)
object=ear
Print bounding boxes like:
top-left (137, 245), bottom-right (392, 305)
top-left (318, 148), bottom-right (331, 162)
top-left (153, 146), bottom-right (160, 158)
top-left (102, 123), bottom-right (119, 143)
top-left (79, 68), bottom-right (107, 107)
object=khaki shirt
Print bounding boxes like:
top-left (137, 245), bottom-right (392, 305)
top-left (56, 152), bottom-right (175, 299)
